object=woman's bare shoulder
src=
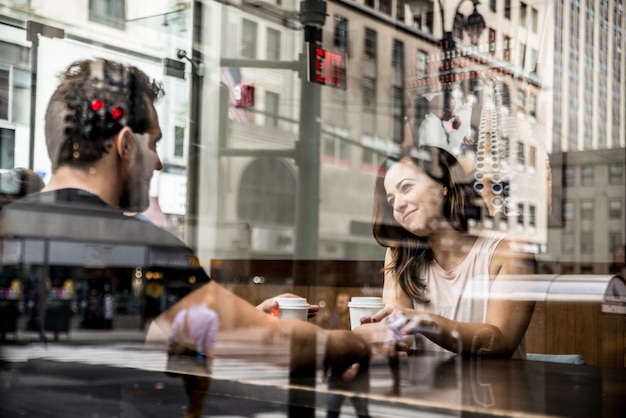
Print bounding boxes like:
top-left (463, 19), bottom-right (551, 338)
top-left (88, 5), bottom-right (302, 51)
top-left (491, 235), bottom-right (537, 276)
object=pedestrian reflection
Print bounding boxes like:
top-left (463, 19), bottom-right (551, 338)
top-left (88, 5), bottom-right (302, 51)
top-left (323, 338), bottom-right (371, 418)
top-left (165, 304), bottom-right (218, 418)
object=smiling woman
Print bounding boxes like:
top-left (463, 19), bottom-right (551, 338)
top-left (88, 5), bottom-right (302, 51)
top-left (367, 144), bottom-right (536, 359)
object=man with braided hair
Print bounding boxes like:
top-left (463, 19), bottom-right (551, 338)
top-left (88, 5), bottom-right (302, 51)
top-left (0, 58), bottom-right (381, 416)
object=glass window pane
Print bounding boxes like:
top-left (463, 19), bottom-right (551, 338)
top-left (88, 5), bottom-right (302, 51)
top-left (0, 69), bottom-right (8, 120)
top-left (266, 28), bottom-right (281, 60)
top-left (242, 19), bottom-right (257, 59)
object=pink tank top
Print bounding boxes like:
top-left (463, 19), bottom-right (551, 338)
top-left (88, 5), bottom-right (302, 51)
top-left (412, 230), bottom-right (526, 358)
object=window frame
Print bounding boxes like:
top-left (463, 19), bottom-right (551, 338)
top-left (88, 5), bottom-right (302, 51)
top-left (88, 0), bottom-right (125, 29)
top-left (364, 28), bottom-right (378, 61)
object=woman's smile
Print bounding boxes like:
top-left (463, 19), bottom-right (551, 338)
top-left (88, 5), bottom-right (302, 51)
top-left (384, 158), bottom-right (446, 237)
top-left (402, 208), bottom-right (417, 223)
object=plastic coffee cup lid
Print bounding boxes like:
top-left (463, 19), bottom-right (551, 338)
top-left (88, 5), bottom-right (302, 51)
top-left (348, 297), bottom-right (384, 307)
top-left (275, 297), bottom-right (309, 307)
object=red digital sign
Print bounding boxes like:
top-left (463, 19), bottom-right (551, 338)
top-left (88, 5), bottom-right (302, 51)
top-left (307, 43), bottom-right (347, 90)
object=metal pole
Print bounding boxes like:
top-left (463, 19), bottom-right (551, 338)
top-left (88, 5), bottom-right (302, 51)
top-left (27, 32), bottom-right (38, 171)
top-left (293, 59), bottom-right (321, 262)
top-left (288, 25), bottom-right (322, 418)
top-left (184, 3), bottom-right (203, 251)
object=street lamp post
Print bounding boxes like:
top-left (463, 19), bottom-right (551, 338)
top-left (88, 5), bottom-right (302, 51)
top-left (408, 0), bottom-right (485, 95)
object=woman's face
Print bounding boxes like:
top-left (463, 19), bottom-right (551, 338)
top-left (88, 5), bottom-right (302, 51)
top-left (383, 158), bottom-right (447, 237)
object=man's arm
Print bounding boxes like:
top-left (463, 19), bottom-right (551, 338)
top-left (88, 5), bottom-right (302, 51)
top-left (151, 281), bottom-right (372, 373)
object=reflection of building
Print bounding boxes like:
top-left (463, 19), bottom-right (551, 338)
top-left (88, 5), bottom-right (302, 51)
top-left (0, 1), bottom-right (194, 330)
top-left (551, 0), bottom-right (624, 153)
top-left (0, 2), bottom-right (191, 237)
top-left (1, 0), bottom-right (555, 264)
top-left (192, 0), bottom-right (553, 262)
top-left (314, 0), bottom-right (552, 258)
top-left (545, 0), bottom-right (626, 274)
top-left (546, 149), bottom-right (625, 275)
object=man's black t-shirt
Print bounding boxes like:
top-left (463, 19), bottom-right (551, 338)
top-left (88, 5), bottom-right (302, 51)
top-left (0, 188), bottom-right (210, 329)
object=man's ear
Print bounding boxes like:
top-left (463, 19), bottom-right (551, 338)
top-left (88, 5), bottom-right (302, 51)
top-left (114, 127), bottom-right (135, 160)
top-left (442, 186), bottom-right (448, 196)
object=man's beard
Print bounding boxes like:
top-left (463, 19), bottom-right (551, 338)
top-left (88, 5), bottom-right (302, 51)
top-left (119, 149), bottom-right (150, 213)
top-left (119, 173), bottom-right (149, 213)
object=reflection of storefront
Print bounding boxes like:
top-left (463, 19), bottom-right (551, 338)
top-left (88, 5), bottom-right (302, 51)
top-left (0, 268), bottom-right (22, 340)
top-left (1, 237), bottom-right (209, 338)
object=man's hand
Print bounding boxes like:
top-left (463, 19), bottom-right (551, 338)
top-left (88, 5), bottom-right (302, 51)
top-left (353, 320), bottom-right (411, 361)
top-left (324, 329), bottom-right (369, 382)
top-left (256, 293), bottom-right (320, 319)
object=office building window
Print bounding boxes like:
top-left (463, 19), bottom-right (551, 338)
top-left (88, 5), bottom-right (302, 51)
top-left (334, 16), bottom-right (348, 50)
top-left (392, 39), bottom-right (404, 71)
top-left (380, 0), bottom-right (392, 15)
top-left (581, 232), bottom-right (593, 254)
top-left (516, 142), bottom-right (525, 165)
top-left (0, 69), bottom-right (8, 120)
top-left (517, 87), bottom-right (525, 108)
top-left (609, 163), bottom-right (623, 184)
top-left (503, 35), bottom-right (512, 61)
top-left (364, 28), bottom-right (377, 60)
top-left (424, 11), bottom-right (434, 33)
top-left (500, 136), bottom-right (510, 161)
top-left (392, 87), bottom-right (403, 118)
top-left (365, 0), bottom-right (374, 7)
top-left (531, 7), bottom-right (539, 32)
top-left (517, 202), bottom-right (524, 225)
top-left (505, 0), bottom-right (511, 19)
top-left (563, 232), bottom-right (574, 253)
top-left (414, 93), bottom-right (428, 121)
top-left (265, 91), bottom-right (279, 128)
top-left (362, 77), bottom-right (376, 112)
top-left (609, 199), bottom-right (622, 219)
top-left (0, 128), bottom-right (15, 168)
top-left (529, 145), bottom-right (536, 168)
top-left (489, 28), bottom-right (496, 54)
top-left (0, 43), bottom-right (31, 125)
top-left (393, 86), bottom-right (403, 142)
top-left (396, 0), bottom-right (405, 22)
top-left (10, 67), bottom-right (30, 125)
top-left (528, 93), bottom-right (537, 116)
top-left (174, 126), bottom-right (185, 158)
top-left (266, 28), bottom-right (281, 60)
top-left (416, 49), bottom-right (428, 73)
top-left (89, 0), bottom-right (125, 29)
top-left (362, 148), bottom-right (375, 170)
top-left (193, 1), bottom-right (204, 44)
top-left (609, 232), bottom-right (622, 255)
top-left (529, 204), bottom-right (536, 227)
top-left (563, 201), bottom-right (575, 221)
top-left (520, 2), bottom-right (527, 26)
top-left (490, 0), bottom-right (496, 12)
top-left (564, 166), bottom-right (575, 186)
top-left (580, 200), bottom-right (593, 220)
top-left (323, 134), bottom-right (350, 166)
top-left (581, 165), bottom-right (594, 185)
top-left (242, 19), bottom-right (257, 58)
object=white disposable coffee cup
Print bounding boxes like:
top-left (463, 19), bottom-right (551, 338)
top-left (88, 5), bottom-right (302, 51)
top-left (275, 297), bottom-right (310, 321)
top-left (348, 297), bottom-right (385, 330)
